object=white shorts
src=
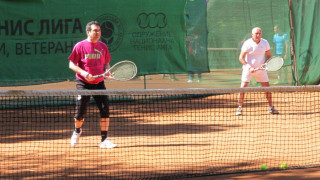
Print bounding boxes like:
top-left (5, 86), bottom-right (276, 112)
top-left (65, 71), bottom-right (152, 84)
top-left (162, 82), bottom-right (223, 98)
top-left (241, 67), bottom-right (269, 83)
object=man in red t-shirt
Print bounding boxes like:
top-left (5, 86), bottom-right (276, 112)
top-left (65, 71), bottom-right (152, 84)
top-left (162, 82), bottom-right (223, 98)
top-left (68, 21), bottom-right (116, 149)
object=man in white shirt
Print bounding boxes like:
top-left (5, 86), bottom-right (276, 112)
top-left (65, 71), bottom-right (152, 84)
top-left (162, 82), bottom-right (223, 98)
top-left (236, 27), bottom-right (279, 116)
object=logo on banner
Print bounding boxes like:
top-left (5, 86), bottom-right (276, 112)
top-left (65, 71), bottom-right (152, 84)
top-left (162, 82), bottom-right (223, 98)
top-left (137, 12), bottom-right (167, 29)
top-left (130, 12), bottom-right (173, 51)
top-left (95, 14), bottom-right (124, 52)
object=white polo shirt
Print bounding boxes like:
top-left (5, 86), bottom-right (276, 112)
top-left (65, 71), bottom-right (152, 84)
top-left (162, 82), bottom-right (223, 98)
top-left (241, 38), bottom-right (270, 68)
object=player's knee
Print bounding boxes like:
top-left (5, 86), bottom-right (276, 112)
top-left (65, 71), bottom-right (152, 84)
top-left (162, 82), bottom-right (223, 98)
top-left (98, 105), bottom-right (109, 118)
top-left (100, 110), bottom-right (109, 118)
top-left (100, 113), bottom-right (109, 118)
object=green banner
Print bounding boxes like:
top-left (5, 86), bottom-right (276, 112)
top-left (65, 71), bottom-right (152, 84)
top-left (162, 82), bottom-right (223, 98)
top-left (186, 0), bottom-right (209, 74)
top-left (291, 0), bottom-right (320, 85)
top-left (0, 0), bottom-right (209, 85)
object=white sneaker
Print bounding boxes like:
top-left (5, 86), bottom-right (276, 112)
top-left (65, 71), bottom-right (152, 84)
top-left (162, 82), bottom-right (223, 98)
top-left (268, 106), bottom-right (279, 114)
top-left (100, 138), bottom-right (117, 149)
top-left (236, 106), bottom-right (242, 116)
top-left (70, 128), bottom-right (82, 147)
top-left (187, 80), bottom-right (193, 83)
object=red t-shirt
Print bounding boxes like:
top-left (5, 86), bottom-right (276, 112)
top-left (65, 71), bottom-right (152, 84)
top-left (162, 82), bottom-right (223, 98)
top-left (69, 40), bottom-right (111, 84)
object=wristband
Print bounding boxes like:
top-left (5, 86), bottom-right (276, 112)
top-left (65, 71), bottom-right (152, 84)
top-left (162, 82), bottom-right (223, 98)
top-left (245, 64), bottom-right (251, 69)
top-left (80, 71), bottom-right (89, 78)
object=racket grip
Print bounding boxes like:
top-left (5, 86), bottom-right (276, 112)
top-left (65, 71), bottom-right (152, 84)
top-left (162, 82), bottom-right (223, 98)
top-left (93, 74), bottom-right (104, 78)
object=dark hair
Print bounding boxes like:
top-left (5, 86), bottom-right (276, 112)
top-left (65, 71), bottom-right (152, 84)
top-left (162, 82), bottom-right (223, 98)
top-left (86, 21), bottom-right (100, 31)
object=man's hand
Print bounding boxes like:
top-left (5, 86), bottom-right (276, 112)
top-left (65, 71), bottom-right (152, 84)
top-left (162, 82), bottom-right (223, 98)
top-left (85, 74), bottom-right (95, 81)
top-left (245, 64), bottom-right (255, 73)
top-left (81, 71), bottom-right (95, 81)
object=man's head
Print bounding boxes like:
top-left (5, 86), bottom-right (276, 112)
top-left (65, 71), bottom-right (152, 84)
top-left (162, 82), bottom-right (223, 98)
top-left (273, 25), bottom-right (278, 33)
top-left (251, 27), bottom-right (262, 43)
top-left (86, 21), bottom-right (101, 43)
top-left (273, 25), bottom-right (282, 34)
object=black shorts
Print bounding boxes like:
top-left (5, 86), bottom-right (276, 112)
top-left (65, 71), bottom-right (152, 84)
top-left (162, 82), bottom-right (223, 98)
top-left (74, 79), bottom-right (109, 120)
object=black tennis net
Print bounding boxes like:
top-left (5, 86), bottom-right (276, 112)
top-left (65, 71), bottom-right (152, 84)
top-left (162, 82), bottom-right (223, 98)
top-left (1, 86), bottom-right (320, 179)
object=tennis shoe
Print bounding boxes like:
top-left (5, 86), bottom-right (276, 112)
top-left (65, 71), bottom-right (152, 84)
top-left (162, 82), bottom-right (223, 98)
top-left (235, 106), bottom-right (242, 116)
top-left (268, 106), bottom-right (279, 114)
top-left (100, 138), bottom-right (117, 149)
top-left (70, 128), bottom-right (82, 147)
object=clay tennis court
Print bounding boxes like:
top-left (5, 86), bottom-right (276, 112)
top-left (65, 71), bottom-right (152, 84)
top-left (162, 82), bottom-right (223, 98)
top-left (1, 74), bottom-right (320, 179)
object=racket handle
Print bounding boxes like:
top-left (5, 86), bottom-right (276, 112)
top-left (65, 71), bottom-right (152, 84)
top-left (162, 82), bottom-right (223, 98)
top-left (93, 74), bottom-right (104, 78)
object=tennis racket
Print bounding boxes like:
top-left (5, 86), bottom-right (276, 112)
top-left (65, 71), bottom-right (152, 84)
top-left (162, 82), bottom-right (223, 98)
top-left (93, 60), bottom-right (137, 81)
top-left (254, 56), bottom-right (284, 72)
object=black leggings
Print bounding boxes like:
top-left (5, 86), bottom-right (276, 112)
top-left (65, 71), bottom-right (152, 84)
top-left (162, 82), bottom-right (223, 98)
top-left (74, 79), bottom-right (109, 120)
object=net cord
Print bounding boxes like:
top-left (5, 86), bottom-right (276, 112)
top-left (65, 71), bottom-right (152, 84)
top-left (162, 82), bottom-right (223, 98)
top-left (1, 85), bottom-right (319, 97)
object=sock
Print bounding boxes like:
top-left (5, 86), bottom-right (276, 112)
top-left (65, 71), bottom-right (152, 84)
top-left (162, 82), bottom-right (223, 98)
top-left (101, 131), bottom-right (108, 142)
top-left (75, 128), bottom-right (81, 133)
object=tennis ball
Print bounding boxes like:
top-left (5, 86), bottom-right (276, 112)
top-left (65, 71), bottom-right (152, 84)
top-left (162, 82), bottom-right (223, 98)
top-left (280, 163), bottom-right (287, 169)
top-left (260, 164), bottom-right (267, 170)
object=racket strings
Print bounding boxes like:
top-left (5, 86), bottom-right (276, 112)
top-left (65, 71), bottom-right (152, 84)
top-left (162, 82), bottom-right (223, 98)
top-left (111, 63), bottom-right (137, 80)
top-left (266, 57), bottom-right (284, 71)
